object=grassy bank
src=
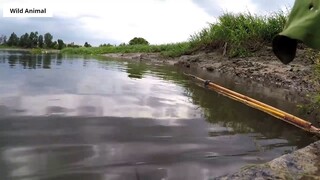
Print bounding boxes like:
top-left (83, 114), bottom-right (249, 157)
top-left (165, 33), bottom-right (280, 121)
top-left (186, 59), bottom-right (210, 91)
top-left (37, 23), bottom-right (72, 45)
top-left (0, 46), bottom-right (60, 54)
top-left (189, 11), bottom-right (287, 57)
top-left (61, 11), bottom-right (287, 58)
top-left (61, 42), bottom-right (191, 58)
top-left (0, 45), bottom-right (18, 49)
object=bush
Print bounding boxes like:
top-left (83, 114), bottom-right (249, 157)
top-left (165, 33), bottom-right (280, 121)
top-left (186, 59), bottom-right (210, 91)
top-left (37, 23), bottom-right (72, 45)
top-left (129, 37), bottom-right (149, 45)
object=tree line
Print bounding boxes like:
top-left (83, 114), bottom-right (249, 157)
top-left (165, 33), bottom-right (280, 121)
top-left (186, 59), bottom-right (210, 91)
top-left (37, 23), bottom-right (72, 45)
top-left (1, 32), bottom-right (65, 49)
top-left (0, 32), bottom-right (150, 49)
top-left (0, 32), bottom-right (93, 50)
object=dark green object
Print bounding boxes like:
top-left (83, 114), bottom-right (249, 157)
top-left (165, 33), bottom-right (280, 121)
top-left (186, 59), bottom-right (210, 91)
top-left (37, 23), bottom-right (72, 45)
top-left (273, 0), bottom-right (320, 64)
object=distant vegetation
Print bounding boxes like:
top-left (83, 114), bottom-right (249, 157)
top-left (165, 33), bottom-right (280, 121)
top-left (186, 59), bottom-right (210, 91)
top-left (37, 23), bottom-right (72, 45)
top-left (84, 42), bottom-right (92, 47)
top-left (0, 32), bottom-right (91, 50)
top-left (1, 11), bottom-right (287, 58)
top-left (1, 32), bottom-right (66, 50)
top-left (61, 42), bottom-right (190, 58)
top-left (129, 37), bottom-right (149, 45)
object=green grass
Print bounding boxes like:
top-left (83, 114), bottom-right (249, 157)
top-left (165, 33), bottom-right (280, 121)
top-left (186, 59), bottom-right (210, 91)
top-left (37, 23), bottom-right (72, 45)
top-left (313, 55), bottom-right (320, 107)
top-left (0, 46), bottom-right (60, 54)
top-left (189, 11), bottom-right (287, 57)
top-left (296, 49), bottom-right (320, 118)
top-left (61, 42), bottom-right (191, 58)
top-left (30, 48), bottom-right (42, 54)
top-left (0, 45), bottom-right (17, 49)
top-left (62, 11), bottom-right (287, 58)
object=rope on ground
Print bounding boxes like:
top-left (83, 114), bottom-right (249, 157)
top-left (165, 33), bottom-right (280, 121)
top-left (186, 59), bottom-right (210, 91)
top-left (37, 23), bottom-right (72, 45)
top-left (184, 73), bottom-right (320, 136)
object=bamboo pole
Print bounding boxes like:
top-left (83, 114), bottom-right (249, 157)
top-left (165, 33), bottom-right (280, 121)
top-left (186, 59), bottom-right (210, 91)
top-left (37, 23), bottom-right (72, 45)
top-left (184, 73), bottom-right (320, 135)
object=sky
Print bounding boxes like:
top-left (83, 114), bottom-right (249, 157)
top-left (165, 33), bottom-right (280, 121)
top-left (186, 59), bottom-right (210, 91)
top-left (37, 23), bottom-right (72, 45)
top-left (0, 0), bottom-right (294, 46)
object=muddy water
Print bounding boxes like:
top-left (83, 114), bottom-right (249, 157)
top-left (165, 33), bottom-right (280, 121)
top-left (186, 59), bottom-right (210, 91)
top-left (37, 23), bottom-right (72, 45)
top-left (0, 50), bottom-right (315, 180)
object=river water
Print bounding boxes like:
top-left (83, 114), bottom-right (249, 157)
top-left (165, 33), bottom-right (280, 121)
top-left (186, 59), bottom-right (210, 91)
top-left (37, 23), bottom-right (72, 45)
top-left (0, 50), bottom-right (315, 180)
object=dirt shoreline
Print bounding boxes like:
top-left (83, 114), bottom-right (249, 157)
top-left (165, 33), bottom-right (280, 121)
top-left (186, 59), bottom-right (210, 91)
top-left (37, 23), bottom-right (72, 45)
top-left (103, 47), bottom-right (318, 96)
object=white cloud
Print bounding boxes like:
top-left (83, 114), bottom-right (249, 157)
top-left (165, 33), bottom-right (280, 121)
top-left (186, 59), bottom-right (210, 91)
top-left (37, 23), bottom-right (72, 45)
top-left (1, 0), bottom-right (294, 45)
top-left (46, 0), bottom-right (214, 44)
top-left (215, 0), bottom-right (257, 14)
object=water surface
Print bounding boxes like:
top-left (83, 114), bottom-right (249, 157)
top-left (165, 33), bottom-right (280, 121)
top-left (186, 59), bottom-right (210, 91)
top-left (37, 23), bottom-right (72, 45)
top-left (0, 50), bottom-right (315, 180)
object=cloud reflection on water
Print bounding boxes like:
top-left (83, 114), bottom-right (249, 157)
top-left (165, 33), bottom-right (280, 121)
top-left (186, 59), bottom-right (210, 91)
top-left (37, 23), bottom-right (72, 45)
top-left (0, 51), bottom-right (201, 120)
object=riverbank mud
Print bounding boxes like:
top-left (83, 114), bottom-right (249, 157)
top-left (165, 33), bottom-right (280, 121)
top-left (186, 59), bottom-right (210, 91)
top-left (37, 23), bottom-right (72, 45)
top-left (103, 47), bottom-right (318, 95)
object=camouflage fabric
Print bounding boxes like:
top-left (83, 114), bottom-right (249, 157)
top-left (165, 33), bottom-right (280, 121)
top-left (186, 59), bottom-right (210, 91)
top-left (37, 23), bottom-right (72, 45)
top-left (272, 0), bottom-right (320, 64)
